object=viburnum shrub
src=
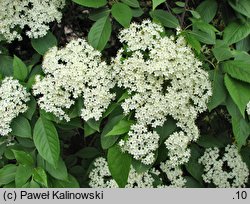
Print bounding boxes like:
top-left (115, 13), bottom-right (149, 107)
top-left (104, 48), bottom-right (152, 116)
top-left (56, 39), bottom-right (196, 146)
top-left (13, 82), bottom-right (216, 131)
top-left (0, 0), bottom-right (249, 188)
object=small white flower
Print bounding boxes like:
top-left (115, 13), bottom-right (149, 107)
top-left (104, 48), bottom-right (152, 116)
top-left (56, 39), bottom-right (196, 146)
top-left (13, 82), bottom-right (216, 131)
top-left (199, 145), bottom-right (249, 188)
top-left (0, 0), bottom-right (65, 42)
top-left (89, 157), bottom-right (160, 188)
top-left (0, 77), bottom-right (30, 136)
top-left (33, 39), bottom-right (115, 121)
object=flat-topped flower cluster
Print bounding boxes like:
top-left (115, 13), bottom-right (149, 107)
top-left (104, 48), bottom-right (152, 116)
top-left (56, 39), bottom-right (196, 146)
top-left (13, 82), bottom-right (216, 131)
top-left (0, 0), bottom-right (65, 42)
top-left (113, 20), bottom-right (212, 182)
top-left (0, 77), bottom-right (30, 136)
top-left (89, 157), bottom-right (160, 188)
top-left (33, 38), bottom-right (116, 122)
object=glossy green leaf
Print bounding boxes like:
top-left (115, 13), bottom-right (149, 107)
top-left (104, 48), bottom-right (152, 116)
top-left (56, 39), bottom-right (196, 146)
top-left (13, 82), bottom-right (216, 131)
top-left (88, 16), bottom-right (111, 51)
top-left (89, 8), bottom-right (110, 21)
top-left (223, 21), bottom-right (250, 45)
top-left (223, 60), bottom-right (250, 83)
top-left (112, 3), bottom-right (132, 28)
top-left (13, 55), bottom-right (28, 81)
top-left (212, 45), bottom-right (233, 62)
top-left (76, 147), bottom-right (100, 159)
top-left (101, 115), bottom-right (124, 149)
top-left (15, 165), bottom-right (33, 187)
top-left (33, 117), bottom-right (60, 167)
top-left (51, 174), bottom-right (79, 188)
top-left (12, 150), bottom-right (34, 166)
top-left (23, 96), bottom-right (37, 120)
top-left (152, 0), bottom-right (165, 10)
top-left (232, 116), bottom-right (250, 149)
top-left (32, 167), bottom-right (48, 187)
top-left (107, 145), bottom-right (131, 187)
top-left (11, 115), bottom-right (32, 139)
top-left (31, 31), bottom-right (57, 55)
top-left (224, 74), bottom-right (250, 117)
top-left (228, 0), bottom-right (250, 18)
top-left (0, 55), bottom-right (13, 76)
top-left (72, 0), bottom-right (107, 8)
top-left (105, 119), bottom-right (133, 136)
top-left (0, 164), bottom-right (17, 186)
top-left (207, 69), bottom-right (227, 111)
top-left (185, 144), bottom-right (204, 183)
top-left (121, 0), bottom-right (139, 8)
top-left (150, 9), bottom-right (179, 28)
top-left (196, 0), bottom-right (217, 23)
top-left (46, 157), bottom-right (68, 181)
top-left (155, 118), bottom-right (177, 144)
top-left (189, 30), bottom-right (216, 44)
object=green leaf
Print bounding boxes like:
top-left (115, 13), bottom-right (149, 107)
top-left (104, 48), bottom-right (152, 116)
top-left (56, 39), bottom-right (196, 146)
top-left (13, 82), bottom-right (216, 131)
top-left (152, 0), bottom-right (165, 10)
top-left (33, 117), bottom-right (60, 167)
top-left (31, 31), bottom-right (57, 55)
top-left (84, 122), bottom-right (97, 137)
top-left (112, 3), bottom-right (132, 28)
top-left (12, 150), bottom-right (34, 166)
top-left (29, 179), bottom-right (40, 188)
top-left (132, 159), bottom-right (152, 174)
top-left (150, 9), bottom-right (179, 28)
top-left (155, 118), bottom-right (177, 144)
top-left (15, 165), bottom-right (33, 187)
top-left (46, 157), bottom-right (68, 181)
top-left (75, 147), bottom-right (100, 159)
top-left (51, 174), bottom-right (79, 188)
top-left (107, 145), bottom-right (131, 187)
top-left (207, 69), bottom-right (227, 111)
top-left (223, 60), bottom-right (250, 83)
top-left (189, 30), bottom-right (216, 44)
top-left (0, 55), bottom-right (13, 76)
top-left (89, 8), bottom-right (110, 21)
top-left (224, 74), bottom-right (250, 117)
top-left (236, 36), bottom-right (250, 52)
top-left (175, 1), bottom-right (185, 7)
top-left (185, 144), bottom-right (204, 183)
top-left (32, 167), bottom-right (48, 187)
top-left (101, 115), bottom-right (124, 149)
top-left (183, 31), bottom-right (201, 54)
top-left (131, 7), bottom-right (144, 17)
top-left (121, 0), bottom-right (139, 8)
top-left (86, 118), bottom-right (101, 132)
top-left (13, 55), bottom-right (28, 81)
top-left (228, 0), bottom-right (250, 18)
top-left (223, 21), bottom-right (250, 45)
top-left (105, 119), bottom-right (133, 136)
top-left (88, 16), bottom-right (111, 51)
top-left (232, 116), bottom-right (250, 149)
top-left (189, 10), bottom-right (201, 19)
top-left (11, 115), bottom-right (32, 139)
top-left (196, 0), bottom-right (217, 23)
top-left (0, 164), bottom-right (17, 186)
top-left (72, 0), bottom-right (107, 8)
top-left (185, 176), bottom-right (204, 188)
top-left (23, 96), bottom-right (37, 120)
top-left (212, 47), bottom-right (233, 62)
top-left (197, 134), bottom-right (230, 148)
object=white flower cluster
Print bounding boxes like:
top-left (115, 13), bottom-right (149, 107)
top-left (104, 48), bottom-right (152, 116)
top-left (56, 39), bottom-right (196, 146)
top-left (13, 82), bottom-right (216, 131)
top-left (199, 145), bottom-right (249, 188)
top-left (33, 39), bottom-right (115, 122)
top-left (113, 20), bottom-right (212, 167)
top-left (89, 157), bottom-right (160, 188)
top-left (160, 161), bottom-right (186, 187)
top-left (0, 77), bottom-right (30, 136)
top-left (119, 124), bottom-right (159, 165)
top-left (0, 0), bottom-right (65, 42)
